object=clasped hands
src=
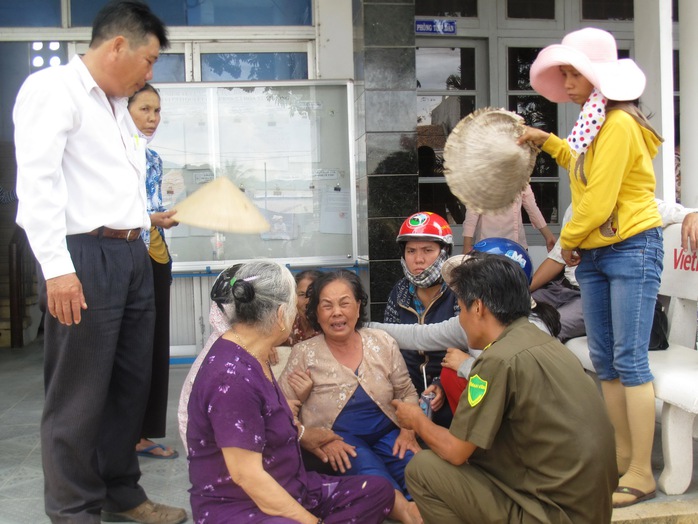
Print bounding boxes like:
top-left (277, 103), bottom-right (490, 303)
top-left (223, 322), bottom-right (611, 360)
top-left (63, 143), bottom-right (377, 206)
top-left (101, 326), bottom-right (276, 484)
top-left (287, 369), bottom-right (421, 472)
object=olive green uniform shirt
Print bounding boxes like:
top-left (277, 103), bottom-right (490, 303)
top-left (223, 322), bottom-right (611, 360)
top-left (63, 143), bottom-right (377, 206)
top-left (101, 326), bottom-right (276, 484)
top-left (450, 318), bottom-right (617, 523)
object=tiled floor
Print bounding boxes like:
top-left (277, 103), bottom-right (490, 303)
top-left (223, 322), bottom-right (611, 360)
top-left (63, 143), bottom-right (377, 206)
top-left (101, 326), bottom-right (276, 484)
top-left (0, 335), bottom-right (191, 524)
top-left (1, 334), bottom-right (697, 523)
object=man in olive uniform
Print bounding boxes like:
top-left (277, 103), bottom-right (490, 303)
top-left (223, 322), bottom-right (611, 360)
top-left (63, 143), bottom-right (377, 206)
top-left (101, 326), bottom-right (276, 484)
top-left (392, 252), bottom-right (617, 524)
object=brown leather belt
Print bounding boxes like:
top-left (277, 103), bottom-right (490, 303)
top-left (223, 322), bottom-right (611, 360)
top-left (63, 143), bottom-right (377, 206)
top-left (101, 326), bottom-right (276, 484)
top-left (87, 227), bottom-right (142, 242)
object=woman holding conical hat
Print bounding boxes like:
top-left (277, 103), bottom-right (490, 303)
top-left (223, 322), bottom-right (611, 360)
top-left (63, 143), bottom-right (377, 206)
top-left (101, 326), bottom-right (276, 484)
top-left (518, 27), bottom-right (663, 508)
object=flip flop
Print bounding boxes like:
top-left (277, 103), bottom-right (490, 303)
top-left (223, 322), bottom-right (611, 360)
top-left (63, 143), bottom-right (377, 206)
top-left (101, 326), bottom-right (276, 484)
top-left (136, 443), bottom-right (179, 460)
top-left (612, 486), bottom-right (656, 508)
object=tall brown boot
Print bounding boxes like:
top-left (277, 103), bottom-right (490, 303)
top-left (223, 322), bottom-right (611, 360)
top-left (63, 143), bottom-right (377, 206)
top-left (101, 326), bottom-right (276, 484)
top-left (613, 382), bottom-right (657, 508)
top-left (601, 379), bottom-right (631, 475)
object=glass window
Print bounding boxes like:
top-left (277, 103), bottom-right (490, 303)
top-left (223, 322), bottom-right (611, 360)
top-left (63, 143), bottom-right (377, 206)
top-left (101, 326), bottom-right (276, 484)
top-left (416, 0), bottom-right (477, 18)
top-left (71, 0), bottom-right (312, 27)
top-left (507, 46), bottom-right (558, 180)
top-left (153, 54), bottom-right (186, 83)
top-left (416, 47), bottom-right (475, 91)
top-left (416, 43), bottom-right (482, 222)
top-left (524, 181), bottom-right (559, 224)
top-left (417, 95), bottom-right (475, 132)
top-left (154, 83), bottom-right (353, 265)
top-left (416, 46), bottom-right (477, 133)
top-left (418, 178), bottom-right (466, 225)
top-left (506, 44), bottom-right (560, 226)
top-left (582, 0), bottom-right (633, 21)
top-left (0, 0), bottom-right (61, 27)
top-left (508, 47), bottom-right (541, 90)
top-left (507, 0), bottom-right (555, 20)
top-left (29, 41), bottom-right (69, 73)
top-left (508, 95), bottom-right (558, 178)
top-left (201, 53), bottom-right (308, 82)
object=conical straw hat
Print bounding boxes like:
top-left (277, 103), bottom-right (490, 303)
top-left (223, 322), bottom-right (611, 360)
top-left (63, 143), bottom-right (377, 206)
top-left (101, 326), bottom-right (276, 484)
top-left (172, 176), bottom-right (270, 233)
top-left (443, 107), bottom-right (538, 214)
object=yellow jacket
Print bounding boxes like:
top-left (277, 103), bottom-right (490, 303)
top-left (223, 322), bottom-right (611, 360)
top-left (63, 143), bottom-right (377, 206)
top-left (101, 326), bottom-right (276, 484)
top-left (543, 109), bottom-right (662, 250)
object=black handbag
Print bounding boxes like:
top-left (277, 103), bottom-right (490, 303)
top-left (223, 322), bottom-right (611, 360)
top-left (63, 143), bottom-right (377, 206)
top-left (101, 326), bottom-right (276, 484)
top-left (648, 300), bottom-right (669, 351)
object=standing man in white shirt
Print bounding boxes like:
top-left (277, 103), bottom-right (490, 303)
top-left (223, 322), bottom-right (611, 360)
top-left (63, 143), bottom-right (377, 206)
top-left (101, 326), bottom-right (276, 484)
top-left (14, 2), bottom-right (186, 523)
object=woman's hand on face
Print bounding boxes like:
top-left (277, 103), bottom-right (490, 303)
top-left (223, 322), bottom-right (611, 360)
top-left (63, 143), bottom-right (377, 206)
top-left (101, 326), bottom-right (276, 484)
top-left (392, 428), bottom-right (421, 459)
top-left (287, 369), bottom-right (313, 403)
top-left (442, 347), bottom-right (469, 372)
top-left (424, 383), bottom-right (445, 412)
top-left (150, 210), bottom-right (178, 229)
top-left (561, 248), bottom-right (581, 266)
top-left (517, 126), bottom-right (550, 147)
top-left (319, 439), bottom-right (357, 473)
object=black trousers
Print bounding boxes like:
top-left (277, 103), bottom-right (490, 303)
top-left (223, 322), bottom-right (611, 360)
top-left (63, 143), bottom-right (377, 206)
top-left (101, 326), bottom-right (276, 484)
top-left (140, 257), bottom-right (171, 439)
top-left (40, 234), bottom-right (155, 523)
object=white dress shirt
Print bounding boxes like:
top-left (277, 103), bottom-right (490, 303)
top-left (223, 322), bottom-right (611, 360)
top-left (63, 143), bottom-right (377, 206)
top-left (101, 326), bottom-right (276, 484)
top-left (14, 55), bottom-right (149, 279)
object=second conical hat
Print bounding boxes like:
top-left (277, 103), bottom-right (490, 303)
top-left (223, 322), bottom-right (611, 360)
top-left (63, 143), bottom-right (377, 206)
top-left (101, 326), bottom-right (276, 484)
top-left (443, 107), bottom-right (538, 214)
top-left (172, 176), bottom-right (270, 233)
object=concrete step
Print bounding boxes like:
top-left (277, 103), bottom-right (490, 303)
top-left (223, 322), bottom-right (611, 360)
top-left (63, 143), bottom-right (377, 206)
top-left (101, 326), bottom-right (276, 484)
top-left (613, 499), bottom-right (698, 523)
top-left (611, 422), bottom-right (698, 522)
top-left (0, 296), bottom-right (42, 348)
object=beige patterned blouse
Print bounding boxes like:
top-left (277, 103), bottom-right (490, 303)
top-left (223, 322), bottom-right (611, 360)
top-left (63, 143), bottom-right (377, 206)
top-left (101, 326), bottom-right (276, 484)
top-left (278, 327), bottom-right (419, 430)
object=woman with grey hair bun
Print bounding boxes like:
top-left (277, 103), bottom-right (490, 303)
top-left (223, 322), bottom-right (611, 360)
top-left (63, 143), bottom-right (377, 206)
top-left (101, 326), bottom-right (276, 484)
top-left (187, 260), bottom-right (396, 524)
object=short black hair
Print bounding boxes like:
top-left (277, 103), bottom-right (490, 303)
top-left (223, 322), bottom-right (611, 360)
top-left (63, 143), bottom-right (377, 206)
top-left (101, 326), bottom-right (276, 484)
top-left (306, 269), bottom-right (368, 331)
top-left (91, 0), bottom-right (169, 50)
top-left (295, 269), bottom-right (323, 285)
top-left (449, 252), bottom-right (530, 325)
top-left (128, 82), bottom-right (159, 107)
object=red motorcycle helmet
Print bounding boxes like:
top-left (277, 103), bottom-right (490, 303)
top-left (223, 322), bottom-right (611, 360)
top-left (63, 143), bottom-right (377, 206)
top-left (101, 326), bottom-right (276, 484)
top-left (397, 212), bottom-right (454, 254)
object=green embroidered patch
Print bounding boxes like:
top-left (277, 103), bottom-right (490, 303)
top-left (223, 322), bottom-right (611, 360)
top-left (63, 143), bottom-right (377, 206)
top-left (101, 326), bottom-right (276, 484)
top-left (468, 374), bottom-right (488, 407)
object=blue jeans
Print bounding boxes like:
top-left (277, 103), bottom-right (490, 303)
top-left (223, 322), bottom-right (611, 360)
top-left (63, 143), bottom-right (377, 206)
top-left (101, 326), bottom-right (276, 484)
top-left (575, 228), bottom-right (663, 386)
top-left (334, 428), bottom-right (413, 496)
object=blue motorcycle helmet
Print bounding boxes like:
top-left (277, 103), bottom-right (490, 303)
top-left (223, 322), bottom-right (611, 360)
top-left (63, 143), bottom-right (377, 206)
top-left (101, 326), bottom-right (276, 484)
top-left (471, 237), bottom-right (532, 283)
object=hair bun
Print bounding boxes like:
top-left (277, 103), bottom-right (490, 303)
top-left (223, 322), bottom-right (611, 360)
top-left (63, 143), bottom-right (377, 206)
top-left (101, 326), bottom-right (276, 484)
top-left (231, 279), bottom-right (256, 304)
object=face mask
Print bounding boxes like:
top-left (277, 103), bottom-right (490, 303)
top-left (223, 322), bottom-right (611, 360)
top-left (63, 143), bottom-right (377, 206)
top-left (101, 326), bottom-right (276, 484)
top-left (401, 248), bottom-right (449, 288)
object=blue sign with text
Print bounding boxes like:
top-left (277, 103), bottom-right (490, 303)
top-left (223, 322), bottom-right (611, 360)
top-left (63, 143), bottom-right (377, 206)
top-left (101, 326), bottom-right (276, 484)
top-left (415, 19), bottom-right (456, 35)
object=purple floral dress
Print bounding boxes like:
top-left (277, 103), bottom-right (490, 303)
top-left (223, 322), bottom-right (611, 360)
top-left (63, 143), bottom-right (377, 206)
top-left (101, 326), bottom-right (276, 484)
top-left (187, 337), bottom-right (395, 523)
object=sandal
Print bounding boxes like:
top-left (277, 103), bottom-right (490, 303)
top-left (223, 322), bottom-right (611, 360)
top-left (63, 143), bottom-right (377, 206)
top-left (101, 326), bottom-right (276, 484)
top-left (612, 486), bottom-right (656, 508)
top-left (136, 443), bottom-right (179, 460)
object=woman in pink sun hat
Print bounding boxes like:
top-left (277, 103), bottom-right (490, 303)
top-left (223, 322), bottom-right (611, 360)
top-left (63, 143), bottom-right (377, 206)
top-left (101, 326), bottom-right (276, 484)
top-left (518, 27), bottom-right (664, 509)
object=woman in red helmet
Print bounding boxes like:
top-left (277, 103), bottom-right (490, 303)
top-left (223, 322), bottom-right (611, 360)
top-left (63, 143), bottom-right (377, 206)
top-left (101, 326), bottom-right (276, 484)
top-left (384, 212), bottom-right (459, 428)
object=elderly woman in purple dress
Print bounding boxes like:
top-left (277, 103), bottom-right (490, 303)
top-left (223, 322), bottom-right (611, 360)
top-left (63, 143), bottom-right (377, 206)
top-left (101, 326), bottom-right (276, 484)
top-left (186, 260), bottom-right (395, 523)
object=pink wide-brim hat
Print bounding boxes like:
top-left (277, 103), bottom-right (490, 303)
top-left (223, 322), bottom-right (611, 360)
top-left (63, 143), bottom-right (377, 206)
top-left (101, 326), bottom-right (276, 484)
top-left (530, 27), bottom-right (646, 103)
